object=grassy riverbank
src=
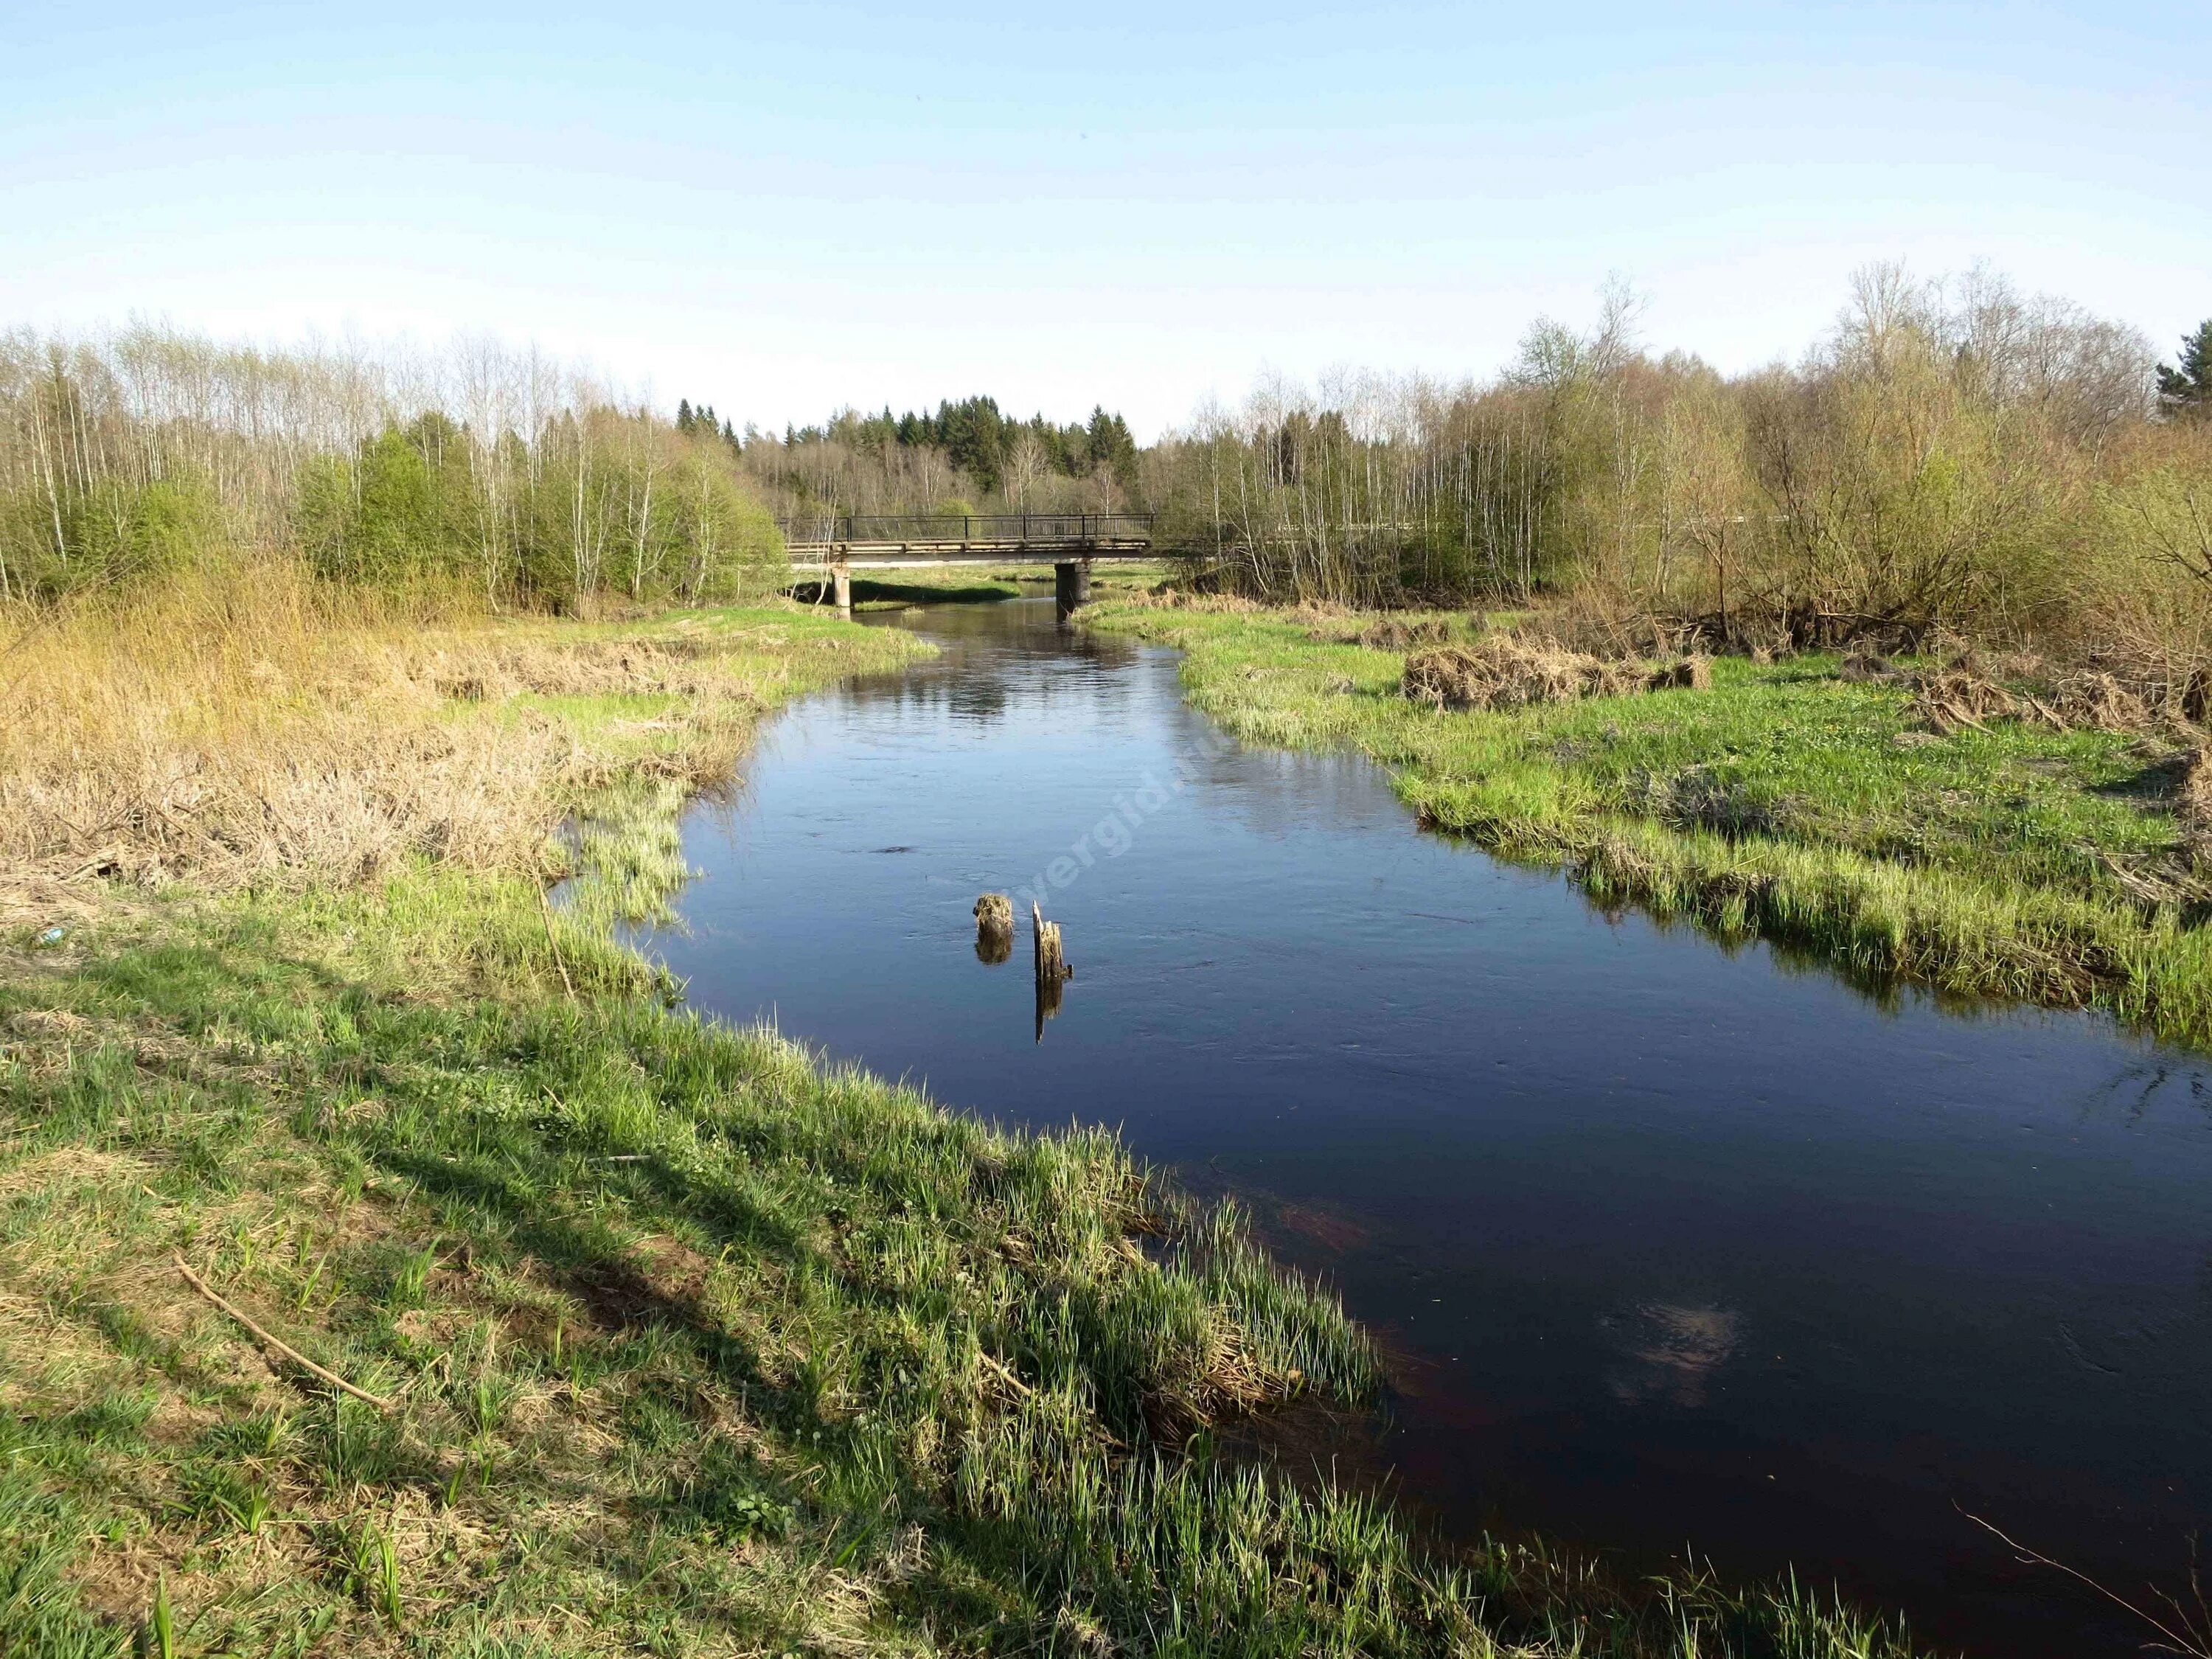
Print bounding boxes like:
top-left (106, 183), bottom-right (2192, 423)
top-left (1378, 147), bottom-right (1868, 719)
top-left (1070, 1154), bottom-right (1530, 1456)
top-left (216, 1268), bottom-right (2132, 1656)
top-left (1091, 599), bottom-right (2212, 1047)
top-left (0, 590), bottom-right (1933, 1656)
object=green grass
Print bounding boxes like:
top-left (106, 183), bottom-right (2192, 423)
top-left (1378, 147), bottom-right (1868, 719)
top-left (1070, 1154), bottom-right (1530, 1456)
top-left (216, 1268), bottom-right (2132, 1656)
top-left (1091, 602), bottom-right (2212, 1046)
top-left (0, 599), bottom-right (1938, 1657)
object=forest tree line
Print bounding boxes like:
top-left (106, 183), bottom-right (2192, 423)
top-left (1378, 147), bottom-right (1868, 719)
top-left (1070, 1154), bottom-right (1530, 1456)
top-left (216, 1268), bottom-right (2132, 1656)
top-left (8, 270), bottom-right (2209, 662)
top-left (0, 332), bottom-right (787, 611)
top-left (0, 328), bottom-right (1152, 613)
top-left (728, 394), bottom-right (1143, 531)
top-left (1137, 270), bottom-right (2212, 664)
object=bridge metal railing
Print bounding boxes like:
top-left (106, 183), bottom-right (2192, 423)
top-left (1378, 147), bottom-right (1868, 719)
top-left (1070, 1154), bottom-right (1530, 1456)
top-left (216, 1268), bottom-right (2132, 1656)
top-left (782, 512), bottom-right (1155, 547)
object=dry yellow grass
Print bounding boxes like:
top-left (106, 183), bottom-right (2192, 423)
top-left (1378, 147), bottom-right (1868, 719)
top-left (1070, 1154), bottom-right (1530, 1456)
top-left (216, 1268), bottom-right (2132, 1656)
top-left (1402, 635), bottom-right (1646, 711)
top-left (0, 566), bottom-right (866, 923)
top-left (1, 570), bottom-right (545, 918)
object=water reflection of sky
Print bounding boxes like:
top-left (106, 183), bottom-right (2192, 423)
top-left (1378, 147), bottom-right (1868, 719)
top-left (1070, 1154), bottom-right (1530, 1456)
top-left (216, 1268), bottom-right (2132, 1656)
top-left (1602, 1302), bottom-right (1741, 1409)
top-left (639, 600), bottom-right (2212, 1659)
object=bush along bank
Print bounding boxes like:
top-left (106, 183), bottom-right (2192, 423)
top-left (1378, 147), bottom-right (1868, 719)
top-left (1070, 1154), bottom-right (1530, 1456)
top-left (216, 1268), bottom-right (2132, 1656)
top-left (1093, 597), bottom-right (2212, 1049)
top-left (0, 598), bottom-right (1933, 1658)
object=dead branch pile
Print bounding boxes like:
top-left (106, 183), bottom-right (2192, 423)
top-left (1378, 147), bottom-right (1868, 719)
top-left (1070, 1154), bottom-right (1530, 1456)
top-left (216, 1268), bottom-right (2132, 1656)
top-left (2172, 747), bottom-right (2212, 833)
top-left (1905, 664), bottom-right (2160, 737)
top-left (1402, 637), bottom-right (1644, 712)
top-left (2048, 672), bottom-right (2152, 733)
top-left (1907, 670), bottom-right (2023, 734)
top-left (1645, 656), bottom-right (1712, 692)
top-left (2151, 745), bottom-right (2212, 880)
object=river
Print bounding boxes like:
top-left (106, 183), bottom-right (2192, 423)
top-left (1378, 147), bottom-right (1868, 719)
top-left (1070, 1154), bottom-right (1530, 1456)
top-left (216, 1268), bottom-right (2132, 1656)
top-left (638, 598), bottom-right (2212, 1656)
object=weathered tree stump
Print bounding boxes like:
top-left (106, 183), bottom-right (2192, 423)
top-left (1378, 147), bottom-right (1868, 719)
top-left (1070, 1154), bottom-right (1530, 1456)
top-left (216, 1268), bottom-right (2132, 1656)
top-left (1031, 902), bottom-right (1072, 1042)
top-left (974, 892), bottom-right (1014, 964)
top-left (1032, 901), bottom-right (1072, 984)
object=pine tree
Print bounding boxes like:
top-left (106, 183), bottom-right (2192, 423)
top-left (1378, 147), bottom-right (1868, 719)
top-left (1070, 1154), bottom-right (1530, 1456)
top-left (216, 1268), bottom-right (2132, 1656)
top-left (2158, 320), bottom-right (2212, 418)
top-left (677, 397), bottom-right (694, 434)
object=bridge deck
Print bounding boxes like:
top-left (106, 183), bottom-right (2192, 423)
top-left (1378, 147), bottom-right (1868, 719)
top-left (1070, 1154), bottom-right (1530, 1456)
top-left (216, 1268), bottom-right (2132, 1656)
top-left (794, 543), bottom-right (1155, 568)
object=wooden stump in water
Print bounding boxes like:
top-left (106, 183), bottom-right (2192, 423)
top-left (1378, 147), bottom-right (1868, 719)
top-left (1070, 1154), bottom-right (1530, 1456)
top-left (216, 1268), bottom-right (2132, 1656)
top-left (974, 892), bottom-right (1014, 964)
top-left (1031, 902), bottom-right (1072, 1043)
top-left (1031, 901), bottom-right (1071, 984)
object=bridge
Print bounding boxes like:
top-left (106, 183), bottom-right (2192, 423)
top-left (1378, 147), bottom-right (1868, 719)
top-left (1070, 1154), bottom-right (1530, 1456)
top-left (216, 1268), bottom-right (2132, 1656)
top-left (782, 512), bottom-right (1156, 613)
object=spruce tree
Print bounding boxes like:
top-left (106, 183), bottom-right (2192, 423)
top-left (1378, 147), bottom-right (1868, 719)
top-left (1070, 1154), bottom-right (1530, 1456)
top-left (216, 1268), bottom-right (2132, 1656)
top-left (2158, 320), bottom-right (2211, 418)
top-left (1084, 406), bottom-right (1138, 484)
top-left (677, 397), bottom-right (694, 434)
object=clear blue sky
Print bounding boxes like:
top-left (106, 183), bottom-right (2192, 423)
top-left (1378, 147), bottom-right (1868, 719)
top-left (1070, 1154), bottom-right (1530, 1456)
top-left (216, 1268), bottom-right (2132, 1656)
top-left (4, 1), bottom-right (2205, 437)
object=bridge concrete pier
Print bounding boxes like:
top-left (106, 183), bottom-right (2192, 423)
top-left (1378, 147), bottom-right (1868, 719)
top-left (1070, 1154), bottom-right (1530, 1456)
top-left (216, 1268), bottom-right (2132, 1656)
top-left (1054, 558), bottom-right (1091, 617)
top-left (831, 563), bottom-right (852, 616)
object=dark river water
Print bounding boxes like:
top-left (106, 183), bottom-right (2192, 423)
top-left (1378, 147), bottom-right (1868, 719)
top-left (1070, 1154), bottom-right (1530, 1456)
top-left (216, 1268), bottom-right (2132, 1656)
top-left (640, 599), bottom-right (2212, 1656)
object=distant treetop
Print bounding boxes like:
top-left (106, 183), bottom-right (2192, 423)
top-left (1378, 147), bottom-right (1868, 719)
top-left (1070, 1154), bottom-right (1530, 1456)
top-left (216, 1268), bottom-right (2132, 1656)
top-left (674, 397), bottom-right (741, 451)
top-left (726, 394), bottom-right (1140, 493)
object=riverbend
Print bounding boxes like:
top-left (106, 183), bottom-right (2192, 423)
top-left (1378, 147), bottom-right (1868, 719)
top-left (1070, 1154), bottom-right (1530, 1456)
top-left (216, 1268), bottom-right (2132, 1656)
top-left (644, 597), bottom-right (2212, 1658)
